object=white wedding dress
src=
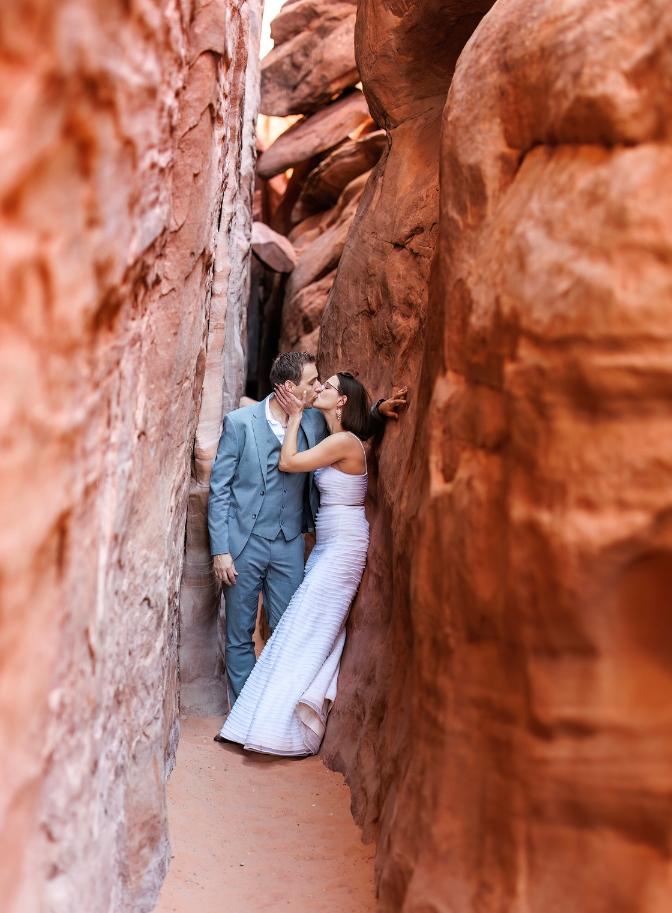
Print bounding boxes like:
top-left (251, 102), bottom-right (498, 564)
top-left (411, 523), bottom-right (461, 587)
top-left (220, 438), bottom-right (369, 756)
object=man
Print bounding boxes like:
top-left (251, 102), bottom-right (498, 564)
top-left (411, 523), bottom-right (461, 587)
top-left (208, 351), bottom-right (406, 706)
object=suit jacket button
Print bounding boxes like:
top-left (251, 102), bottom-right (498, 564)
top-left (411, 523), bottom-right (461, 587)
top-left (283, 488), bottom-right (287, 493)
top-left (260, 490), bottom-right (264, 495)
top-left (252, 513), bottom-right (257, 518)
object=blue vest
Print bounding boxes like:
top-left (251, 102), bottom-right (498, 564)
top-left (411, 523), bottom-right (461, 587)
top-left (251, 420), bottom-right (307, 541)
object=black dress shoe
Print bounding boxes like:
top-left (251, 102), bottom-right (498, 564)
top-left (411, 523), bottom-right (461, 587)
top-left (213, 734), bottom-right (226, 743)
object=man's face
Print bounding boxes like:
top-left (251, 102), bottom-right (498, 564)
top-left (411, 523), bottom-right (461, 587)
top-left (288, 362), bottom-right (322, 407)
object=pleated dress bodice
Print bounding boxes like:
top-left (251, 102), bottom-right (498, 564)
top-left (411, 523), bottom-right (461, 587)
top-left (313, 463), bottom-right (367, 507)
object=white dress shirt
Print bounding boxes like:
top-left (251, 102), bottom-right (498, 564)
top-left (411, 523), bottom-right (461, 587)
top-left (265, 394), bottom-right (287, 443)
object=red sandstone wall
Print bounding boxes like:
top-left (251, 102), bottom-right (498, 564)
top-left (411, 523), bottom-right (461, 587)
top-left (320, 0), bottom-right (672, 910)
top-left (0, 0), bottom-right (256, 910)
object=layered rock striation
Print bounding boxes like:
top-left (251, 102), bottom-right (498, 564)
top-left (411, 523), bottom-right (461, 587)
top-left (320, 0), bottom-right (672, 911)
top-left (0, 0), bottom-right (258, 909)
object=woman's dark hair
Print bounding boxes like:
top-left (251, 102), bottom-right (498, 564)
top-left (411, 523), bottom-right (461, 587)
top-left (337, 371), bottom-right (371, 440)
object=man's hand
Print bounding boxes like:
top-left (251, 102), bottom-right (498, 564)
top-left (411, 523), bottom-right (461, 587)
top-left (378, 386), bottom-right (408, 420)
top-left (214, 553), bottom-right (238, 586)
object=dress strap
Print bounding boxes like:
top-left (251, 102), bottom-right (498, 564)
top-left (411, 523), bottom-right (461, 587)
top-left (347, 431), bottom-right (367, 472)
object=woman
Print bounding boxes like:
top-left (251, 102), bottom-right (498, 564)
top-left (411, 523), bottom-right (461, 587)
top-left (219, 371), bottom-right (370, 756)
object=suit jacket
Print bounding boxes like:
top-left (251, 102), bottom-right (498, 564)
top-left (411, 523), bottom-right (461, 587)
top-left (208, 399), bottom-right (329, 559)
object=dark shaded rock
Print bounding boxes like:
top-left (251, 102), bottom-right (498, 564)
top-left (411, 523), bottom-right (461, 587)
top-left (279, 268), bottom-right (337, 354)
top-left (284, 171), bottom-right (369, 303)
top-left (287, 207), bottom-right (337, 254)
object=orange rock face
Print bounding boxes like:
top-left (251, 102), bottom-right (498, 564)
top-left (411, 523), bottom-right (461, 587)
top-left (0, 0), bottom-right (258, 908)
top-left (320, 0), bottom-right (672, 910)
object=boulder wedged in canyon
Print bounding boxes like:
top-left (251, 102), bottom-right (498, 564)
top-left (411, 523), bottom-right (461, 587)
top-left (257, 89), bottom-right (369, 179)
top-left (0, 0), bottom-right (258, 908)
top-left (285, 172), bottom-right (368, 302)
top-left (251, 221), bottom-right (298, 272)
top-left (278, 170), bottom-right (369, 354)
top-left (292, 129), bottom-right (386, 221)
top-left (261, 0), bottom-right (358, 117)
top-left (319, 0), bottom-right (672, 911)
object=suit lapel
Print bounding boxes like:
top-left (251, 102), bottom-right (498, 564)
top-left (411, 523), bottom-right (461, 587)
top-left (300, 411), bottom-right (316, 450)
top-left (300, 412), bottom-right (316, 509)
top-left (252, 399), bottom-right (270, 484)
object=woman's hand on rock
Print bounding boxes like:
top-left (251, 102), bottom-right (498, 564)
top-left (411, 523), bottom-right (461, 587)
top-left (379, 386), bottom-right (408, 420)
top-left (274, 383), bottom-right (306, 417)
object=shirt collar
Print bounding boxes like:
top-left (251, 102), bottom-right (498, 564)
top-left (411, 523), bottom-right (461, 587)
top-left (265, 394), bottom-right (285, 430)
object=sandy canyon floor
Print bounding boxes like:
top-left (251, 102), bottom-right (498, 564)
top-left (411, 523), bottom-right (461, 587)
top-left (154, 717), bottom-right (376, 912)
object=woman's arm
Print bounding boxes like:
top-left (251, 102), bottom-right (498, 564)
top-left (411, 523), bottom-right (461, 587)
top-left (275, 385), bottom-right (359, 473)
top-left (279, 413), bottom-right (353, 473)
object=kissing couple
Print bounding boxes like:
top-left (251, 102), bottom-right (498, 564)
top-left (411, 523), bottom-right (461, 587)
top-left (207, 351), bottom-right (407, 757)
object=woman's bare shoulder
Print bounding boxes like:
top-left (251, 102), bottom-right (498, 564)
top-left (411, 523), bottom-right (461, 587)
top-left (331, 431), bottom-right (365, 455)
top-left (331, 430), bottom-right (359, 444)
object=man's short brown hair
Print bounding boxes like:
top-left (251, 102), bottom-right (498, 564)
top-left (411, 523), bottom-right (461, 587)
top-left (269, 352), bottom-right (316, 387)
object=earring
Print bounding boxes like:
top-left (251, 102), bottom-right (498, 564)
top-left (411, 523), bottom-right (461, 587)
top-left (336, 407), bottom-right (342, 421)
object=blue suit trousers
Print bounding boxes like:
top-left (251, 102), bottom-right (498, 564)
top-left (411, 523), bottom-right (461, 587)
top-left (223, 531), bottom-right (305, 704)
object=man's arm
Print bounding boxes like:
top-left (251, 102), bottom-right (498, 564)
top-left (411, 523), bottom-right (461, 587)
top-left (208, 414), bottom-right (241, 585)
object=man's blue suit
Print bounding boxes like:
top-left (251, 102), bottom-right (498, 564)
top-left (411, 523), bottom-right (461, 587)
top-left (208, 397), bottom-right (329, 703)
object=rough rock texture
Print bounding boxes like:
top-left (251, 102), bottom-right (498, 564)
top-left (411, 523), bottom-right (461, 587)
top-left (261, 0), bottom-right (358, 117)
top-left (178, 0), bottom-right (261, 719)
top-left (288, 208), bottom-right (336, 252)
top-left (0, 0), bottom-right (257, 909)
top-left (284, 172), bottom-right (369, 307)
top-left (321, 0), bottom-right (672, 911)
top-left (318, 3), bottom-right (494, 887)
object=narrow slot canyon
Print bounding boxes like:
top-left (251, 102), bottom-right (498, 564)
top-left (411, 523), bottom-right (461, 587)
top-left (2, 2), bottom-right (672, 913)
